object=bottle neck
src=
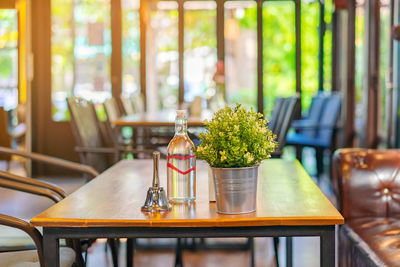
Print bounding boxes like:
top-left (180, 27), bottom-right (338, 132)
top-left (175, 117), bottom-right (187, 135)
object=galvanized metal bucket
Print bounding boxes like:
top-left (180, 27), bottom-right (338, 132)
top-left (211, 165), bottom-right (258, 214)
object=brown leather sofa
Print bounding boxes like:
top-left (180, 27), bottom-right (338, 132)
top-left (333, 148), bottom-right (400, 266)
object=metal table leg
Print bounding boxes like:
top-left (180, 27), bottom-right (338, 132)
top-left (320, 226), bottom-right (335, 267)
top-left (43, 228), bottom-right (60, 267)
top-left (127, 238), bottom-right (134, 267)
top-left (286, 237), bottom-right (293, 267)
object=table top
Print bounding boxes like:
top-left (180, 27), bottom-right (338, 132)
top-left (112, 109), bottom-right (213, 127)
top-left (31, 159), bottom-right (344, 228)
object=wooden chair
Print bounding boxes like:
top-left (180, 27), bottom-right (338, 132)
top-left (131, 94), bottom-right (145, 115)
top-left (67, 97), bottom-right (120, 173)
top-left (119, 96), bottom-right (135, 116)
top-left (0, 147), bottom-right (123, 266)
top-left (0, 171), bottom-right (79, 267)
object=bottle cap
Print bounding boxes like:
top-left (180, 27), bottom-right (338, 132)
top-left (176, 110), bottom-right (187, 119)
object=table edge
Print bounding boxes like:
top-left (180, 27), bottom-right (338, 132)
top-left (31, 216), bottom-right (344, 228)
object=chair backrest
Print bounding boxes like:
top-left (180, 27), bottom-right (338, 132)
top-left (67, 97), bottom-right (110, 172)
top-left (131, 94), bottom-right (144, 114)
top-left (316, 93), bottom-right (342, 147)
top-left (104, 98), bottom-right (122, 123)
top-left (120, 97), bottom-right (135, 116)
top-left (333, 148), bottom-right (400, 219)
top-left (0, 108), bottom-right (11, 161)
top-left (298, 94), bottom-right (328, 138)
top-left (268, 97), bottom-right (284, 133)
top-left (306, 93), bottom-right (328, 122)
top-left (275, 96), bottom-right (299, 152)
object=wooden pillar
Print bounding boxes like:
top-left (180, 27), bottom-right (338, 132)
top-left (111, 0), bottom-right (122, 98)
top-left (363, 0), bottom-right (380, 148)
top-left (344, 0), bottom-right (356, 147)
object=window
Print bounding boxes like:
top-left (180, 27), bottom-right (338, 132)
top-left (301, 1), bottom-right (320, 110)
top-left (184, 1), bottom-right (217, 103)
top-left (122, 0), bottom-right (140, 97)
top-left (51, 0), bottom-right (111, 121)
top-left (49, 0), bottom-right (327, 119)
top-left (355, 0), bottom-right (366, 137)
top-left (263, 1), bottom-right (296, 115)
top-left (0, 10), bottom-right (18, 111)
top-left (146, 1), bottom-right (179, 112)
top-left (379, 0), bottom-right (391, 143)
top-left (225, 1), bottom-right (257, 109)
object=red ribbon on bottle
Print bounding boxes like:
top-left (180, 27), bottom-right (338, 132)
top-left (167, 155), bottom-right (196, 175)
top-left (167, 163), bottom-right (196, 175)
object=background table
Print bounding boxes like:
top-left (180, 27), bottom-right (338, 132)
top-left (31, 159), bottom-right (343, 267)
top-left (112, 109), bottom-right (213, 127)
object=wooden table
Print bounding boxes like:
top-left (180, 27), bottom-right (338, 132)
top-left (31, 159), bottom-right (343, 267)
top-left (112, 109), bottom-right (213, 127)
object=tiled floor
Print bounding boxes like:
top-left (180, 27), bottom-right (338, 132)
top-left (0, 159), bottom-right (332, 267)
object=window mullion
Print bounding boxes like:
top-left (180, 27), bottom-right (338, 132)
top-left (257, 0), bottom-right (263, 113)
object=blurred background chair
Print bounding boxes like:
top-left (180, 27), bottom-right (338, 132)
top-left (67, 97), bottom-right (126, 172)
top-left (270, 95), bottom-right (299, 158)
top-left (286, 93), bottom-right (342, 177)
top-left (119, 96), bottom-right (135, 116)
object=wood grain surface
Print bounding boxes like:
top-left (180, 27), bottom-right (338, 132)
top-left (31, 159), bottom-right (344, 227)
top-left (112, 109), bottom-right (212, 127)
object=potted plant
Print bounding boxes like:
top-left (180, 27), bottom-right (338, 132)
top-left (195, 104), bottom-right (277, 214)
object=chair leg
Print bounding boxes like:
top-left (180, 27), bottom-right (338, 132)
top-left (72, 239), bottom-right (85, 267)
top-left (273, 237), bottom-right (280, 267)
top-left (316, 148), bottom-right (324, 179)
top-left (295, 146), bottom-right (303, 163)
top-left (175, 238), bottom-right (183, 267)
top-left (107, 238), bottom-right (119, 267)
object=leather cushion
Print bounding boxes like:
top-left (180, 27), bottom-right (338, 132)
top-left (0, 247), bottom-right (75, 267)
top-left (343, 217), bottom-right (400, 266)
top-left (334, 149), bottom-right (400, 219)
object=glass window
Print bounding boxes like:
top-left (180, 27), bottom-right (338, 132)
top-left (0, 10), bottom-right (18, 111)
top-left (301, 1), bottom-right (320, 110)
top-left (379, 0), bottom-right (391, 144)
top-left (262, 1), bottom-right (296, 115)
top-left (224, 1), bottom-right (257, 109)
top-left (184, 1), bottom-right (217, 103)
top-left (323, 0), bottom-right (333, 92)
top-left (51, 0), bottom-right (111, 121)
top-left (122, 0), bottom-right (140, 97)
top-left (355, 0), bottom-right (366, 140)
top-left (146, 1), bottom-right (179, 112)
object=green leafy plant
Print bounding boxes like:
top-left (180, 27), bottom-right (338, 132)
top-left (195, 104), bottom-right (278, 168)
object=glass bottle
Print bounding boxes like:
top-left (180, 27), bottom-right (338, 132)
top-left (167, 110), bottom-right (196, 203)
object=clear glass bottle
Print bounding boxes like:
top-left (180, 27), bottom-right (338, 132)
top-left (167, 110), bottom-right (196, 203)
